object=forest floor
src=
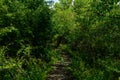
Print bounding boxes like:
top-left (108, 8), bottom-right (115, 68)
top-left (47, 52), bottom-right (74, 80)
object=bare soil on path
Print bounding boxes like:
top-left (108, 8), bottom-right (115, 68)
top-left (47, 52), bottom-right (74, 80)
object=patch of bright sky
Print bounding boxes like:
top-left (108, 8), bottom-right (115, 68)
top-left (53, 0), bottom-right (59, 3)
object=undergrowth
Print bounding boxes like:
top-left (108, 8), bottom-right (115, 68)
top-left (0, 47), bottom-right (61, 80)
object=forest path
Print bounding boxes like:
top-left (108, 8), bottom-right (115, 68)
top-left (47, 52), bottom-right (74, 80)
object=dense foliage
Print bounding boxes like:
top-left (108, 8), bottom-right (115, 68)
top-left (0, 0), bottom-right (120, 80)
top-left (0, 0), bottom-right (55, 79)
top-left (53, 0), bottom-right (120, 80)
top-left (72, 0), bottom-right (120, 80)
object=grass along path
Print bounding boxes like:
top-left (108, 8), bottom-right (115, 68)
top-left (47, 52), bottom-right (74, 80)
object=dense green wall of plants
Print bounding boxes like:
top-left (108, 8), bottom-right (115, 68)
top-left (52, 0), bottom-right (120, 80)
top-left (0, 0), bottom-right (54, 79)
top-left (0, 0), bottom-right (120, 80)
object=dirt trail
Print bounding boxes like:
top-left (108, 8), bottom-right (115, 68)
top-left (47, 52), bottom-right (74, 80)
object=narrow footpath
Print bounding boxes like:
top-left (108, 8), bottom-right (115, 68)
top-left (47, 52), bottom-right (74, 80)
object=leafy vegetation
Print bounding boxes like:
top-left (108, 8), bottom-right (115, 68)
top-left (0, 0), bottom-right (57, 79)
top-left (0, 0), bottom-right (120, 80)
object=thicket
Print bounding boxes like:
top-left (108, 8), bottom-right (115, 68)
top-left (0, 0), bottom-right (120, 80)
top-left (52, 0), bottom-right (120, 80)
top-left (0, 0), bottom-right (59, 79)
top-left (71, 0), bottom-right (119, 80)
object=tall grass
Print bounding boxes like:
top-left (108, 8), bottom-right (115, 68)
top-left (0, 46), bottom-right (61, 80)
top-left (69, 52), bottom-right (120, 80)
